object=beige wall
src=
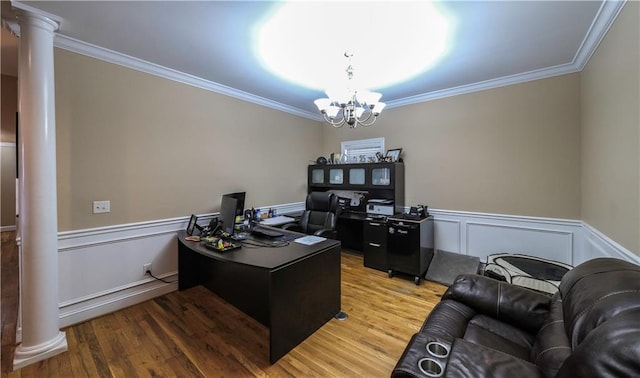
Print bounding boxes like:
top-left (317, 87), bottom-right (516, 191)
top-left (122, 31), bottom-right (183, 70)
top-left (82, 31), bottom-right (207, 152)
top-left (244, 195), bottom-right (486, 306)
top-left (1, 146), bottom-right (16, 227)
top-left (1, 74), bottom-right (18, 142)
top-left (581, 2), bottom-right (639, 255)
top-left (55, 49), bottom-right (323, 231)
top-left (321, 74), bottom-right (582, 219)
top-left (15, 4), bottom-right (637, 252)
top-left (1, 74), bottom-right (17, 227)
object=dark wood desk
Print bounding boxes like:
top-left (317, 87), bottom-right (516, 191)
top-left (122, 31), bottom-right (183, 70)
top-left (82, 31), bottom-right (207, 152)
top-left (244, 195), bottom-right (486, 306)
top-left (177, 230), bottom-right (341, 363)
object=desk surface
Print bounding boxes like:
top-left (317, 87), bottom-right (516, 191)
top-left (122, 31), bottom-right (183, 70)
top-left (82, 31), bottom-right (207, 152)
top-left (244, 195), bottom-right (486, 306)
top-left (178, 229), bottom-right (340, 270)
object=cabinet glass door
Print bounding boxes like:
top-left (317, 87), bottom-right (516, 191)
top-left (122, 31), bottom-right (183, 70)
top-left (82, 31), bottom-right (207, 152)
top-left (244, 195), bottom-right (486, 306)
top-left (349, 168), bottom-right (366, 185)
top-left (372, 167), bottom-right (391, 185)
top-left (329, 169), bottom-right (344, 184)
top-left (311, 168), bottom-right (325, 184)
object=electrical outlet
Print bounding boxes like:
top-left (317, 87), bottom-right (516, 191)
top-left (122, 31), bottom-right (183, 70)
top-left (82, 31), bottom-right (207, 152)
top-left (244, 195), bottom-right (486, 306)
top-left (93, 200), bottom-right (110, 214)
top-left (143, 263), bottom-right (152, 275)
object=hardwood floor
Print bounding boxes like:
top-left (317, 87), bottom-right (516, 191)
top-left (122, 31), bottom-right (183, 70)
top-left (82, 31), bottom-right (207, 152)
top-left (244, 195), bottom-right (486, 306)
top-left (1, 232), bottom-right (20, 376)
top-left (1, 231), bottom-right (447, 377)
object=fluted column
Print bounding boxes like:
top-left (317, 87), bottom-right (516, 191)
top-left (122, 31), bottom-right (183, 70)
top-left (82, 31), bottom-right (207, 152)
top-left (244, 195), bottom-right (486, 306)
top-left (13, 7), bottom-right (68, 370)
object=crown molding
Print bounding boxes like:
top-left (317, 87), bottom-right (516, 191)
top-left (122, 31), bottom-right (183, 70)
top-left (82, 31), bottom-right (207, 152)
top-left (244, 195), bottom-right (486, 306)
top-left (48, 0), bottom-right (624, 119)
top-left (9, 1), bottom-right (61, 32)
top-left (386, 62), bottom-right (581, 109)
top-left (53, 34), bottom-right (322, 122)
top-left (572, 0), bottom-right (627, 69)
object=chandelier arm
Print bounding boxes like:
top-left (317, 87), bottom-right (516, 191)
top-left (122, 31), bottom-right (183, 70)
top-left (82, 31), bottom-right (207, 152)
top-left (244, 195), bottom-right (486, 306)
top-left (354, 111), bottom-right (378, 127)
top-left (357, 109), bottom-right (374, 122)
top-left (322, 112), bottom-right (345, 128)
top-left (358, 117), bottom-right (378, 127)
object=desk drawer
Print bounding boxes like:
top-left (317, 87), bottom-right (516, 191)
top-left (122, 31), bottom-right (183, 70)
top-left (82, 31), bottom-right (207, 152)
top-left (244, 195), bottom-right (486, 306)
top-left (363, 220), bottom-right (387, 271)
top-left (363, 220), bottom-right (387, 244)
top-left (364, 242), bottom-right (387, 272)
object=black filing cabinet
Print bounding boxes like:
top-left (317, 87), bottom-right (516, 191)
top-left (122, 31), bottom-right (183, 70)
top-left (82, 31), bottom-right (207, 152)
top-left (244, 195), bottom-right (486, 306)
top-left (363, 218), bottom-right (387, 271)
top-left (387, 216), bottom-right (434, 285)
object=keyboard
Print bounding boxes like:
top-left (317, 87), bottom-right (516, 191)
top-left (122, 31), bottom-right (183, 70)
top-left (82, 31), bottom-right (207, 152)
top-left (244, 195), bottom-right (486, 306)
top-left (252, 226), bottom-right (284, 238)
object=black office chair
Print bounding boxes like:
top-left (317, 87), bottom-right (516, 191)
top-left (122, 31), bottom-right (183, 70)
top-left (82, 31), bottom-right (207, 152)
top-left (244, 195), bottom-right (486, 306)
top-left (283, 192), bottom-right (339, 239)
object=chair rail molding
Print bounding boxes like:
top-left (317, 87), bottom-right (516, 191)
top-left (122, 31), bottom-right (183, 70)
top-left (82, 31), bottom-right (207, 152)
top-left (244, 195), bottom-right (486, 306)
top-left (427, 208), bottom-right (639, 267)
top-left (48, 203), bottom-right (638, 328)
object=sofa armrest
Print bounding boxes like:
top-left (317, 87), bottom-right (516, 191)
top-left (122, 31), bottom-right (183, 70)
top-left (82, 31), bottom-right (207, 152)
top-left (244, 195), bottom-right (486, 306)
top-left (445, 338), bottom-right (543, 377)
top-left (443, 274), bottom-right (550, 333)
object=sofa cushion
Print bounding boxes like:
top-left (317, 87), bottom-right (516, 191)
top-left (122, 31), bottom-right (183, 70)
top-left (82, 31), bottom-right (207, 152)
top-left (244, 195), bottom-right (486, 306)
top-left (530, 296), bottom-right (572, 378)
top-left (443, 274), bottom-right (551, 333)
top-left (464, 315), bottom-right (535, 360)
top-left (444, 338), bottom-right (542, 378)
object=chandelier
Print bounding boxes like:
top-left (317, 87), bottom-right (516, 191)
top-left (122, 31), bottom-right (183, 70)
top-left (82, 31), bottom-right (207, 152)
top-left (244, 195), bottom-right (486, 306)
top-left (314, 53), bottom-right (386, 128)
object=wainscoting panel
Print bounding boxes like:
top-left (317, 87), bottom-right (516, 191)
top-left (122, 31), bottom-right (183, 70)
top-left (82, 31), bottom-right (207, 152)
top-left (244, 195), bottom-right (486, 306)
top-left (433, 218), bottom-right (462, 254)
top-left (580, 222), bottom-right (640, 266)
top-left (57, 219), bottom-right (182, 328)
top-left (54, 203), bottom-right (304, 327)
top-left (466, 222), bottom-right (573, 264)
top-left (430, 209), bottom-right (583, 265)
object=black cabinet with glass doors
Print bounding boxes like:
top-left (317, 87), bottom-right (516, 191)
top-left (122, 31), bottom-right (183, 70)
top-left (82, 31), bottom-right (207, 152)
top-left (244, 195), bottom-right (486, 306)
top-left (307, 162), bottom-right (404, 214)
top-left (307, 162), bottom-right (404, 252)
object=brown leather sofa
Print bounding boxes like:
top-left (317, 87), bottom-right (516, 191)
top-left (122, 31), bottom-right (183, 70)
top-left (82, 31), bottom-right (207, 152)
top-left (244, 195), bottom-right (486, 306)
top-left (391, 257), bottom-right (640, 377)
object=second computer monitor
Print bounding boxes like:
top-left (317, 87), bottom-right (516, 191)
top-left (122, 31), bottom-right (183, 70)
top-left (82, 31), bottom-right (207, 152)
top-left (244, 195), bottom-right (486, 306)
top-left (223, 192), bottom-right (245, 217)
top-left (219, 195), bottom-right (239, 235)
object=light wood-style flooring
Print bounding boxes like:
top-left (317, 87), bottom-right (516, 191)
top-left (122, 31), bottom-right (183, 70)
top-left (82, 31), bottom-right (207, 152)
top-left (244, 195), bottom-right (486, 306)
top-left (1, 231), bottom-right (447, 377)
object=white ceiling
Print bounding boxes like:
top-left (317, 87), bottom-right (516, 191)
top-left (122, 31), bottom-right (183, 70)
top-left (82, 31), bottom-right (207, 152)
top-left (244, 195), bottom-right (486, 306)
top-left (1, 1), bottom-right (625, 121)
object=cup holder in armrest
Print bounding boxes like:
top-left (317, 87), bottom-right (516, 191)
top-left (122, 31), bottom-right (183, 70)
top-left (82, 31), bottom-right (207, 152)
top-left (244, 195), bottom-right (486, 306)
top-left (392, 333), bottom-right (452, 378)
top-left (418, 358), bottom-right (444, 377)
top-left (426, 341), bottom-right (450, 359)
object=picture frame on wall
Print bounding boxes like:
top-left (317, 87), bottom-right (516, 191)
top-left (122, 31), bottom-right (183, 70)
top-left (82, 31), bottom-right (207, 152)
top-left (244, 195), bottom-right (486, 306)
top-left (386, 148), bottom-right (402, 162)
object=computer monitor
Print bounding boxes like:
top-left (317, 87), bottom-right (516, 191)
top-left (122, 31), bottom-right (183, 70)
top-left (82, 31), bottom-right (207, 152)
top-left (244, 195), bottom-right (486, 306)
top-left (219, 195), bottom-right (239, 236)
top-left (223, 192), bottom-right (246, 217)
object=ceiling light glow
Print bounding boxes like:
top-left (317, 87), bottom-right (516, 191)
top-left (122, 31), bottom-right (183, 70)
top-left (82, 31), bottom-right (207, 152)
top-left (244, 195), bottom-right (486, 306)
top-left (255, 1), bottom-right (452, 91)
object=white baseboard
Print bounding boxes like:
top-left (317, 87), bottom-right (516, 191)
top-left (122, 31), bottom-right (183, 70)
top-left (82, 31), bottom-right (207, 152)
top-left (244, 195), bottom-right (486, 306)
top-left (58, 275), bottom-right (177, 328)
top-left (1, 225), bottom-right (17, 232)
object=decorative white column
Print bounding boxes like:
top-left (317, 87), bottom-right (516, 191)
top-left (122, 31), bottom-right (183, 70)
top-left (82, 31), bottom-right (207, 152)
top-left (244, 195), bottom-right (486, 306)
top-left (13, 6), bottom-right (68, 370)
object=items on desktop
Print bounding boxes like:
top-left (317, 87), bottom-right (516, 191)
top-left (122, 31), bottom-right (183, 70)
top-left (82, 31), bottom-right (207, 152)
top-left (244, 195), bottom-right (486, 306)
top-left (185, 191), bottom-right (293, 249)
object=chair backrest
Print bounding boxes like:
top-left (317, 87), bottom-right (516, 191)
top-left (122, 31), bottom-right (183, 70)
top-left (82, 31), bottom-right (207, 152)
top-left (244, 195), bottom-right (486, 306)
top-left (299, 192), bottom-right (338, 235)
